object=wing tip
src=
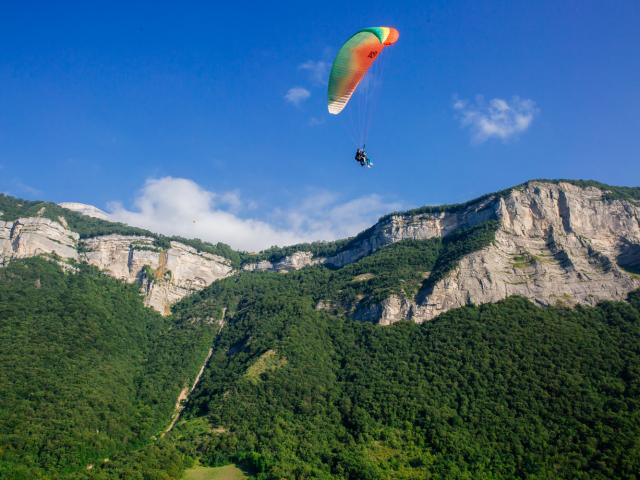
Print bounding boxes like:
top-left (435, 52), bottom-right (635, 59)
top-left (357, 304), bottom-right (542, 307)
top-left (382, 27), bottom-right (400, 45)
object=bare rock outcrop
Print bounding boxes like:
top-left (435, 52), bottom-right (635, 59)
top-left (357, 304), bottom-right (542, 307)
top-left (0, 220), bottom-right (234, 315)
top-left (81, 235), bottom-right (233, 314)
top-left (369, 182), bottom-right (640, 324)
top-left (353, 294), bottom-right (413, 326)
top-left (243, 251), bottom-right (324, 273)
top-left (0, 217), bottom-right (79, 266)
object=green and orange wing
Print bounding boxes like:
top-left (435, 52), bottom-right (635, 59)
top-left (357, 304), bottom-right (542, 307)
top-left (327, 26), bottom-right (399, 115)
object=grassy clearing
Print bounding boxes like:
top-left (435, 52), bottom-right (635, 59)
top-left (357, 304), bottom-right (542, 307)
top-left (244, 349), bottom-right (287, 383)
top-left (351, 273), bottom-right (375, 283)
top-left (182, 464), bottom-right (247, 480)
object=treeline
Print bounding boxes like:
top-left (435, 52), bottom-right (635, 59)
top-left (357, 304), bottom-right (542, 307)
top-left (381, 179), bottom-right (640, 220)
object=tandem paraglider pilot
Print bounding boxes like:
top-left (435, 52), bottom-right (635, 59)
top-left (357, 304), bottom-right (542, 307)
top-left (355, 147), bottom-right (372, 168)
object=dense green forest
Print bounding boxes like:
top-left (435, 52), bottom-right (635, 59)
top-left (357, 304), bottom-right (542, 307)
top-left (0, 259), bottom-right (215, 479)
top-left (2, 238), bottom-right (640, 479)
top-left (169, 259), bottom-right (640, 480)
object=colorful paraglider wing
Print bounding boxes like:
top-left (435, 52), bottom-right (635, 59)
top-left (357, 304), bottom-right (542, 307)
top-left (327, 26), bottom-right (399, 115)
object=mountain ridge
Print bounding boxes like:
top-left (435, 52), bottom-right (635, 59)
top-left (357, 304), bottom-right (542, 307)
top-left (3, 179), bottom-right (640, 479)
top-left (2, 179), bottom-right (639, 319)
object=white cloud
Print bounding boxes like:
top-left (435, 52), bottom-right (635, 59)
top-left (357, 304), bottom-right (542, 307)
top-left (308, 116), bottom-right (325, 127)
top-left (107, 177), bottom-right (400, 252)
top-left (454, 95), bottom-right (539, 143)
top-left (284, 87), bottom-right (311, 106)
top-left (299, 60), bottom-right (330, 85)
top-left (273, 190), bottom-right (401, 242)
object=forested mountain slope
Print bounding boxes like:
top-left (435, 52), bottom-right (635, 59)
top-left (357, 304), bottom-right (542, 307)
top-left (2, 255), bottom-right (639, 479)
top-left (1, 179), bottom-right (640, 479)
top-left (0, 258), bottom-right (217, 479)
top-left (169, 260), bottom-right (640, 479)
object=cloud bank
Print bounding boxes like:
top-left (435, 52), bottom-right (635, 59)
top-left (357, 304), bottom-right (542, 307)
top-left (454, 95), bottom-right (538, 143)
top-left (284, 87), bottom-right (311, 106)
top-left (107, 177), bottom-right (400, 251)
top-left (298, 60), bottom-right (330, 85)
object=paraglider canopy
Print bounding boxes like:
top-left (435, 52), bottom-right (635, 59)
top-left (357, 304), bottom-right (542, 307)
top-left (327, 26), bottom-right (399, 115)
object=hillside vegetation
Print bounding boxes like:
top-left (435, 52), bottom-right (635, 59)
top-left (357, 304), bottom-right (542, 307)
top-left (167, 223), bottom-right (640, 479)
top-left (176, 281), bottom-right (640, 479)
top-left (4, 251), bottom-right (638, 479)
top-left (0, 258), bottom-right (216, 479)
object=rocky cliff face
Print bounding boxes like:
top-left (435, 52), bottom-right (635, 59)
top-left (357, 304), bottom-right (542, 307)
top-left (327, 197), bottom-right (499, 268)
top-left (0, 217), bottom-right (79, 266)
top-left (242, 251), bottom-right (324, 273)
top-left (58, 202), bottom-right (109, 220)
top-left (81, 235), bottom-right (233, 314)
top-left (0, 219), bottom-right (233, 314)
top-left (357, 182), bottom-right (640, 324)
top-left (2, 181), bottom-right (639, 322)
top-left (242, 195), bottom-right (499, 273)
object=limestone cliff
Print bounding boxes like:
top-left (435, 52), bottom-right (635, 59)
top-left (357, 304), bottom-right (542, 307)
top-left (356, 182), bottom-right (640, 324)
top-left (242, 251), bottom-right (324, 273)
top-left (0, 217), bottom-right (79, 266)
top-left (81, 235), bottom-right (233, 314)
top-left (2, 181), bottom-right (639, 322)
top-left (326, 196), bottom-right (498, 268)
top-left (0, 218), bottom-right (233, 314)
top-left (241, 193), bottom-right (499, 272)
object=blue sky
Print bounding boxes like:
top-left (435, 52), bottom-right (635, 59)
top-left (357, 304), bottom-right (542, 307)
top-left (1, 1), bottom-right (639, 249)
